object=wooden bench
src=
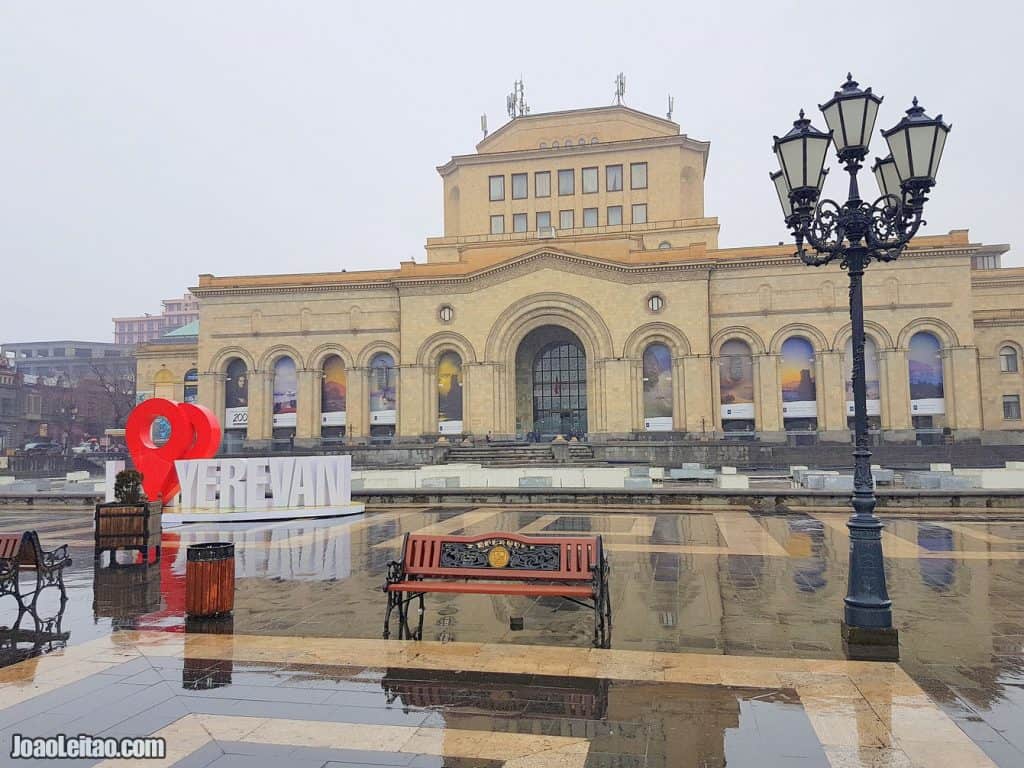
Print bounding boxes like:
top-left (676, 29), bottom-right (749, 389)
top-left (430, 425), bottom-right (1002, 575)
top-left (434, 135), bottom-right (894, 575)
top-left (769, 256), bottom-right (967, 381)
top-left (0, 531), bottom-right (72, 610)
top-left (383, 532), bottom-right (610, 648)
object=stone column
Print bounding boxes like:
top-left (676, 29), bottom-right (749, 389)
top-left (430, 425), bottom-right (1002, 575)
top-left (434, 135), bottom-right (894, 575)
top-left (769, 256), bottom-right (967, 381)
top-left (598, 358), bottom-right (632, 437)
top-left (755, 352), bottom-right (784, 440)
top-left (682, 355), bottom-right (712, 435)
top-left (347, 367), bottom-right (368, 443)
top-left (946, 346), bottom-right (982, 436)
top-left (245, 370), bottom-right (272, 449)
top-left (880, 348), bottom-right (913, 439)
top-left (293, 368), bottom-right (319, 448)
top-left (466, 362), bottom-right (498, 437)
top-left (819, 350), bottom-right (849, 443)
top-left (399, 364), bottom-right (426, 438)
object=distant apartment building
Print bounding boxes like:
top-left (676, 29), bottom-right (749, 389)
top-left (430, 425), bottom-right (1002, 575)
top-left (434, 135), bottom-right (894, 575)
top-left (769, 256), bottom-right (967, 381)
top-left (113, 293), bottom-right (199, 344)
top-left (1, 341), bottom-right (135, 384)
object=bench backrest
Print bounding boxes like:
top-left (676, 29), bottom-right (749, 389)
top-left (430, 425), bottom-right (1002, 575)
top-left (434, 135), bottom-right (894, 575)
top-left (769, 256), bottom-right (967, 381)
top-left (401, 532), bottom-right (602, 580)
top-left (0, 532), bottom-right (40, 566)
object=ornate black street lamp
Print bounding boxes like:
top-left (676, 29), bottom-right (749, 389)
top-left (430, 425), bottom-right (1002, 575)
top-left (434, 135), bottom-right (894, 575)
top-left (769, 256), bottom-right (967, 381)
top-left (771, 75), bottom-right (951, 660)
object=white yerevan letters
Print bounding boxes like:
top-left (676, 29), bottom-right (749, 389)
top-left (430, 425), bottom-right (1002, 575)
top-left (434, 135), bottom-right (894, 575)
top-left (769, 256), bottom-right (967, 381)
top-left (175, 456), bottom-right (352, 510)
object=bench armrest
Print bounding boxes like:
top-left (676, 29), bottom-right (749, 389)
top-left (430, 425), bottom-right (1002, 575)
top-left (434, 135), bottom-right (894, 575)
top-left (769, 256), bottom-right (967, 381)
top-left (383, 560), bottom-right (403, 590)
top-left (42, 545), bottom-right (70, 568)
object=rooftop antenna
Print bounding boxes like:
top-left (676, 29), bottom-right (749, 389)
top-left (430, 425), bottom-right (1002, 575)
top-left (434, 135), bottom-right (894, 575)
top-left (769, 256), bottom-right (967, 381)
top-left (614, 72), bottom-right (626, 105)
top-left (507, 78), bottom-right (530, 119)
top-left (480, 113), bottom-right (488, 138)
top-left (667, 94), bottom-right (675, 121)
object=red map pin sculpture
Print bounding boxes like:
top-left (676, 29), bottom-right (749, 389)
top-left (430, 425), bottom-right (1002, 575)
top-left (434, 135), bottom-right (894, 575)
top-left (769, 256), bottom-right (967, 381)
top-left (125, 398), bottom-right (222, 504)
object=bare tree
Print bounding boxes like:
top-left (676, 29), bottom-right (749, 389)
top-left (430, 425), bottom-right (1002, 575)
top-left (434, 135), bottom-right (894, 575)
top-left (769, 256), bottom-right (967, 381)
top-left (88, 362), bottom-right (136, 428)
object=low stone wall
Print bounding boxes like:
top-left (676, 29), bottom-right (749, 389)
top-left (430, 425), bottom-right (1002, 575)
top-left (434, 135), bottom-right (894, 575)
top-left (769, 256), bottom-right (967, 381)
top-left (354, 487), bottom-right (1024, 511)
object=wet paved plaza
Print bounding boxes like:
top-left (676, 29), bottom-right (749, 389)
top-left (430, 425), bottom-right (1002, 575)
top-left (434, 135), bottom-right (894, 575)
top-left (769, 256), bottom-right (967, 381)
top-left (1, 504), bottom-right (1023, 766)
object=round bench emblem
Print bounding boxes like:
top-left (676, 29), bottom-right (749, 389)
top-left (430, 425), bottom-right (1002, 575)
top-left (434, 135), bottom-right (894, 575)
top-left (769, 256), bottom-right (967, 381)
top-left (488, 545), bottom-right (511, 568)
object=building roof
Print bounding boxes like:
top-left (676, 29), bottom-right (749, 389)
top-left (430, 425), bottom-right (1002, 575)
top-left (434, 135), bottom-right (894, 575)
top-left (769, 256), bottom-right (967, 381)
top-left (164, 320), bottom-right (199, 338)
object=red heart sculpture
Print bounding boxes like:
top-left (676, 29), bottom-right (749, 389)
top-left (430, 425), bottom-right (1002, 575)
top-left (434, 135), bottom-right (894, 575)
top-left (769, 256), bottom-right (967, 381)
top-left (125, 398), bottom-right (222, 504)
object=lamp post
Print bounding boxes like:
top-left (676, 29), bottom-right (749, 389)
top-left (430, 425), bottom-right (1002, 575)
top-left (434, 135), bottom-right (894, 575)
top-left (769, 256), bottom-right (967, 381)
top-left (771, 75), bottom-right (951, 660)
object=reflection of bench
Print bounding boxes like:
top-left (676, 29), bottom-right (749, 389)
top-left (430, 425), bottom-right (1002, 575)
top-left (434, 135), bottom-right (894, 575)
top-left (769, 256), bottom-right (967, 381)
top-left (0, 531), bottom-right (71, 609)
top-left (383, 532), bottom-right (610, 648)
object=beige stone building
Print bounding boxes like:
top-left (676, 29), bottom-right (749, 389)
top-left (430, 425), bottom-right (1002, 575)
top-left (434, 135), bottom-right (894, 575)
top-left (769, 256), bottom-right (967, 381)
top-left (137, 104), bottom-right (1021, 450)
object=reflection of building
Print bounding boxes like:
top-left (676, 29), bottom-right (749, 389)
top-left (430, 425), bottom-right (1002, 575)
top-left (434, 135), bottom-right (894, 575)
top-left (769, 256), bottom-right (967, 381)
top-left (135, 102), bottom-right (1021, 446)
top-left (113, 293), bottom-right (199, 345)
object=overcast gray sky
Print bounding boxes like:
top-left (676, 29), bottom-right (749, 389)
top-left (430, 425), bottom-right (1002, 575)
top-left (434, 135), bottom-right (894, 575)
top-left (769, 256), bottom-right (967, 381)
top-left (1, 1), bottom-right (1019, 342)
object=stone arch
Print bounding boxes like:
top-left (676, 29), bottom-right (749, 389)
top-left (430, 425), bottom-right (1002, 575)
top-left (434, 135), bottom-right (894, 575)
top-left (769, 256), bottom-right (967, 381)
top-left (153, 368), bottom-right (174, 385)
top-left (623, 322), bottom-right (691, 359)
top-left (896, 318), bottom-right (960, 349)
top-left (307, 343), bottom-right (355, 370)
top-left (769, 323), bottom-right (830, 354)
top-left (258, 344), bottom-right (305, 372)
top-left (208, 346), bottom-right (255, 375)
top-left (831, 321), bottom-right (895, 351)
top-left (356, 341), bottom-right (401, 368)
top-left (711, 327), bottom-right (767, 356)
top-left (484, 292), bottom-right (614, 362)
top-left (415, 331), bottom-right (478, 366)
top-left (996, 339), bottom-right (1024, 359)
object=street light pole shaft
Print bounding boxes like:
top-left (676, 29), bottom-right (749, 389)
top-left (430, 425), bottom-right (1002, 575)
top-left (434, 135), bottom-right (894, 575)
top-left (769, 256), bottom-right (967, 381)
top-left (844, 250), bottom-right (893, 628)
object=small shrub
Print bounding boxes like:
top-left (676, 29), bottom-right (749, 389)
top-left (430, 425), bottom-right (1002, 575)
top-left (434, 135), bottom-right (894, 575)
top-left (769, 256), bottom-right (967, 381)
top-left (114, 470), bottom-right (146, 504)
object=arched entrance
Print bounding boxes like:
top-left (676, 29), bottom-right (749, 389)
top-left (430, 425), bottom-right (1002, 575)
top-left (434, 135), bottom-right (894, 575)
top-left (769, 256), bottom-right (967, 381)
top-left (515, 325), bottom-right (588, 438)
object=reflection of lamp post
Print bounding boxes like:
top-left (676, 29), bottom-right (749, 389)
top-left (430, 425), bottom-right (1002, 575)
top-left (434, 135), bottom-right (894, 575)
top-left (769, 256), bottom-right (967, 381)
top-left (770, 74), bottom-right (950, 660)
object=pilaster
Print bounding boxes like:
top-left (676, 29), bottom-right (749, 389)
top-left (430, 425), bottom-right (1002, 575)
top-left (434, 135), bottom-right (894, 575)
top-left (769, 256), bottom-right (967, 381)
top-left (682, 355), bottom-right (712, 433)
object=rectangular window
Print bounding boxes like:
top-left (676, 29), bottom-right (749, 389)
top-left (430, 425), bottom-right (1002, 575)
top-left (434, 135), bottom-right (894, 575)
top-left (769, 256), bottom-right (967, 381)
top-left (582, 166), bottom-right (598, 194)
top-left (606, 164), bottom-right (623, 192)
top-left (607, 205), bottom-right (623, 226)
top-left (535, 171), bottom-right (550, 198)
top-left (630, 162), bottom-right (648, 189)
top-left (1004, 394), bottom-right (1021, 420)
top-left (631, 203), bottom-right (648, 224)
top-left (490, 215), bottom-right (504, 234)
top-left (536, 211), bottom-right (551, 231)
top-left (583, 207), bottom-right (598, 227)
top-left (559, 209), bottom-right (574, 230)
top-left (513, 213), bottom-right (528, 233)
top-left (511, 173), bottom-right (528, 200)
top-left (558, 169), bottom-right (574, 195)
top-left (489, 175), bottom-right (504, 202)
top-left (1000, 349), bottom-right (1019, 372)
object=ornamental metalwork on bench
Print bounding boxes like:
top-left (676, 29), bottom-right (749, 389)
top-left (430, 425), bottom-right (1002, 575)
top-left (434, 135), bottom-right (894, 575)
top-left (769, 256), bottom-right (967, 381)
top-left (439, 539), bottom-right (561, 571)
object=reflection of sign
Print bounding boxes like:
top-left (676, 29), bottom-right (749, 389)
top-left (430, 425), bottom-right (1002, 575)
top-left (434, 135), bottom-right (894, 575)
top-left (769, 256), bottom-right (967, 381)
top-left (176, 456), bottom-right (352, 510)
top-left (721, 403), bottom-right (755, 419)
top-left (126, 399), bottom-right (222, 504)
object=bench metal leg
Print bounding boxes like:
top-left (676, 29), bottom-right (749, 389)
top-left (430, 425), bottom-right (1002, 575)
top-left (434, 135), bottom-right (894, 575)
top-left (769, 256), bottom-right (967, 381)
top-left (383, 591), bottom-right (398, 639)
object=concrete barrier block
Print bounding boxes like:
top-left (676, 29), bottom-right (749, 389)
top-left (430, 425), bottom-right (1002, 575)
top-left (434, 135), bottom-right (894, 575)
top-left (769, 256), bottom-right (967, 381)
top-left (519, 476), bottom-right (553, 488)
top-left (66, 471), bottom-right (90, 483)
top-left (871, 469), bottom-right (895, 485)
top-left (649, 467), bottom-right (665, 480)
top-left (716, 474), bottom-right (749, 489)
top-left (720, 466), bottom-right (737, 475)
top-left (930, 463), bottom-right (952, 473)
top-left (669, 468), bottom-right (717, 480)
top-left (789, 465), bottom-right (809, 477)
top-left (624, 477), bottom-right (653, 489)
top-left (628, 466), bottom-right (650, 477)
top-left (680, 462), bottom-right (704, 470)
top-left (821, 475), bottom-right (855, 491)
top-left (1006, 461), bottom-right (1024, 470)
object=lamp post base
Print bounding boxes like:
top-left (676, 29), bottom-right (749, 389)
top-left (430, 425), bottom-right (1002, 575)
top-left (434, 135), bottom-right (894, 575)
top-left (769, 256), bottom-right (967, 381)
top-left (841, 621), bottom-right (900, 661)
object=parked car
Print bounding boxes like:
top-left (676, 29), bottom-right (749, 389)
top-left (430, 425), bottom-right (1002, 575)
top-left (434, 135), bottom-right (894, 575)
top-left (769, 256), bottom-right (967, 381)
top-left (23, 442), bottom-right (63, 456)
top-left (71, 442), bottom-right (100, 455)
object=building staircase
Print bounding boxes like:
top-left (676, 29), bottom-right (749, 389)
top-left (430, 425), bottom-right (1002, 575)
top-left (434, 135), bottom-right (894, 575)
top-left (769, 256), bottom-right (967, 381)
top-left (444, 441), bottom-right (596, 467)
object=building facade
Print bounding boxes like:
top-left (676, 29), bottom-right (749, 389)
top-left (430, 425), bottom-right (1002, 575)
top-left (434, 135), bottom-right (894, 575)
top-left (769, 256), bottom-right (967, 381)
top-left (138, 105), bottom-right (1022, 449)
top-left (114, 293), bottom-right (199, 345)
top-left (1, 341), bottom-right (134, 383)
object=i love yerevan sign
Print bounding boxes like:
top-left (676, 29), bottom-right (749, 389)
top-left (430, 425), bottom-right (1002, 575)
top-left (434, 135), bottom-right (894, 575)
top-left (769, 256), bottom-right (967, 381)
top-left (174, 456), bottom-right (352, 510)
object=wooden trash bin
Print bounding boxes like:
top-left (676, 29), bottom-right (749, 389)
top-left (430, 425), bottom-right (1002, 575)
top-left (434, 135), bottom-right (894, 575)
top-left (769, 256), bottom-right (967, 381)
top-left (185, 543), bottom-right (235, 618)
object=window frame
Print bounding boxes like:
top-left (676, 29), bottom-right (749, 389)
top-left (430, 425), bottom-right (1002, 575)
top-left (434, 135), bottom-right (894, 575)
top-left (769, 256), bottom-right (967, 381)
top-left (511, 173), bottom-right (528, 200)
top-left (534, 171), bottom-right (551, 198)
top-left (559, 209), bottom-right (574, 230)
top-left (606, 164), bottom-right (623, 192)
top-left (582, 166), bottom-right (598, 194)
top-left (489, 214), bottom-right (505, 235)
top-left (630, 162), bottom-right (648, 190)
top-left (1004, 394), bottom-right (1022, 421)
top-left (488, 175), bottom-right (505, 202)
top-left (536, 211), bottom-right (551, 231)
top-left (607, 205), bottom-right (623, 226)
top-left (558, 169), bottom-right (575, 196)
top-left (512, 212), bottom-right (528, 233)
top-left (1000, 346), bottom-right (1019, 373)
top-left (583, 207), bottom-right (598, 228)
top-left (631, 203), bottom-right (648, 224)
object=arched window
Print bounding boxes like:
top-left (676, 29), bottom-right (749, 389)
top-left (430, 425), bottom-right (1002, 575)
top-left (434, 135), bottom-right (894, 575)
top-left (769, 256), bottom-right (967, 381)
top-left (224, 358), bottom-right (248, 431)
top-left (321, 355), bottom-right (347, 438)
top-left (780, 337), bottom-right (817, 430)
top-left (183, 368), bottom-right (198, 403)
top-left (272, 357), bottom-right (297, 432)
top-left (719, 339), bottom-right (754, 430)
top-left (369, 353), bottom-right (397, 434)
top-left (843, 338), bottom-right (881, 429)
top-left (909, 332), bottom-right (945, 420)
top-left (1000, 346), bottom-right (1019, 373)
top-left (642, 343), bottom-right (673, 430)
top-left (437, 351), bottom-right (464, 434)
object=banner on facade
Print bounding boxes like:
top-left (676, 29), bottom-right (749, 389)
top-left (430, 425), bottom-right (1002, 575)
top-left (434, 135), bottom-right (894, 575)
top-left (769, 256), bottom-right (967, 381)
top-left (321, 355), bottom-right (347, 426)
top-left (719, 340), bottom-right (754, 420)
top-left (272, 357), bottom-right (297, 428)
top-left (437, 351), bottom-right (463, 434)
top-left (224, 358), bottom-right (249, 430)
top-left (780, 337), bottom-right (817, 418)
top-left (369, 354), bottom-right (397, 425)
top-left (844, 338), bottom-right (881, 417)
top-left (909, 333), bottom-right (945, 415)
top-left (644, 417), bottom-right (673, 431)
top-left (642, 344), bottom-right (672, 429)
